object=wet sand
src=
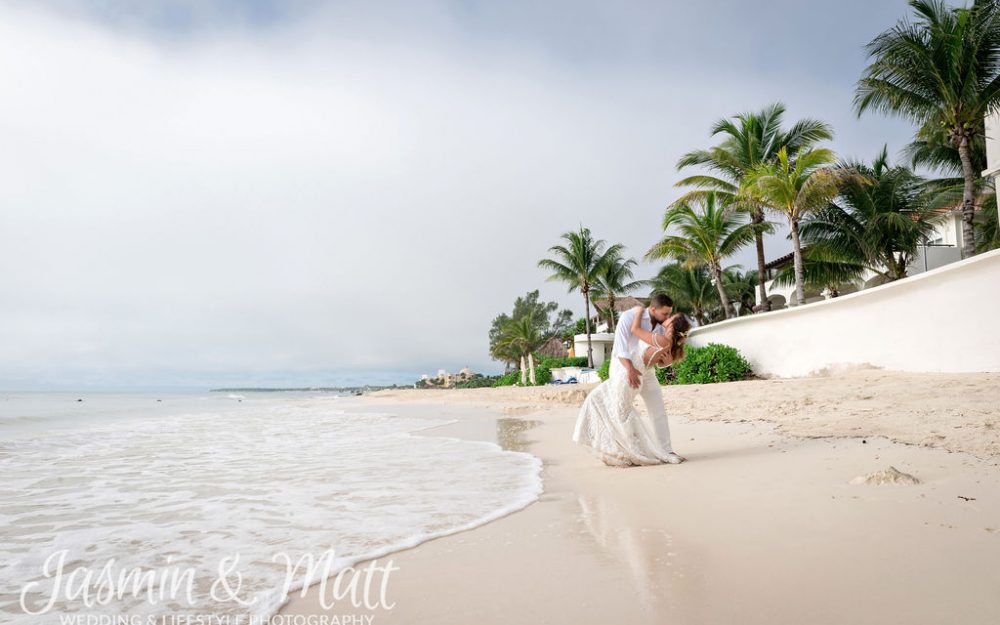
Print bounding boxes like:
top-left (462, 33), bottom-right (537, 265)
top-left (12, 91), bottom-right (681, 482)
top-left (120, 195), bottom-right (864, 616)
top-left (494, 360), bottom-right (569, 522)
top-left (282, 370), bottom-right (1000, 624)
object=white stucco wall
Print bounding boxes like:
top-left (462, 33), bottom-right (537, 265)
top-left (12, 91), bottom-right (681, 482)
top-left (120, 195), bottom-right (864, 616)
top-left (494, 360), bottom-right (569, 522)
top-left (573, 332), bottom-right (614, 366)
top-left (687, 248), bottom-right (1000, 376)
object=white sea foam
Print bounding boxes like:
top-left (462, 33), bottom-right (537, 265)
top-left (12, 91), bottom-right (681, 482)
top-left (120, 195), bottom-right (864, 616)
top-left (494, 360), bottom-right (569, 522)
top-left (0, 395), bottom-right (543, 622)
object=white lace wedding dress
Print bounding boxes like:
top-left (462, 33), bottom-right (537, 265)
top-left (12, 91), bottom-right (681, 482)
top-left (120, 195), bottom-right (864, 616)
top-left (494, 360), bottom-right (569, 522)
top-left (572, 339), bottom-right (674, 466)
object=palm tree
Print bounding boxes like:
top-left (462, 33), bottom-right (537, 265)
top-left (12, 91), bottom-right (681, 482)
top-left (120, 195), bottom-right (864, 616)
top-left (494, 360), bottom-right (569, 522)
top-left (647, 263), bottom-right (718, 325)
top-left (496, 316), bottom-right (546, 385)
top-left (797, 147), bottom-right (937, 283)
top-left (770, 246), bottom-right (867, 299)
top-left (855, 0), bottom-right (1000, 258)
top-left (538, 227), bottom-right (624, 367)
top-left (644, 192), bottom-right (756, 319)
top-left (977, 191), bottom-right (1000, 252)
top-left (745, 147), bottom-right (859, 306)
top-left (590, 254), bottom-right (644, 331)
top-left (489, 290), bottom-right (573, 372)
top-left (721, 267), bottom-right (760, 316)
top-left (675, 103), bottom-right (833, 311)
top-left (907, 131), bottom-right (1000, 255)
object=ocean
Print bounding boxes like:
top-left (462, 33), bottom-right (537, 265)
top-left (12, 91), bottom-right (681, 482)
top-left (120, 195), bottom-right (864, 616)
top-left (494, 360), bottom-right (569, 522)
top-left (0, 391), bottom-right (542, 622)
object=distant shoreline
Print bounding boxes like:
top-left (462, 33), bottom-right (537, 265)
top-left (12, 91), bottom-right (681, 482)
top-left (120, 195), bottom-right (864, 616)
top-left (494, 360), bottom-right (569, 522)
top-left (208, 386), bottom-right (405, 393)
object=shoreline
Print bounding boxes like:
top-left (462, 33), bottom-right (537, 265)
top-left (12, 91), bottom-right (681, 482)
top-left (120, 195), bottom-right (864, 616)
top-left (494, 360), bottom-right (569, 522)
top-left (367, 367), bottom-right (1000, 461)
top-left (282, 368), bottom-right (1000, 624)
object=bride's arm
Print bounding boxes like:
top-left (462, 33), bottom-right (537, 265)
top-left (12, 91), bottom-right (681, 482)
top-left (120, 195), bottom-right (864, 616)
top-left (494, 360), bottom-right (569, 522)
top-left (630, 308), bottom-right (666, 348)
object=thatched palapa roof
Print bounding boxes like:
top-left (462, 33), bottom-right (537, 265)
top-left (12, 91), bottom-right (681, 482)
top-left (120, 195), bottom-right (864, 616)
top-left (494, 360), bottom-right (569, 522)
top-left (538, 337), bottom-right (568, 358)
top-left (594, 296), bottom-right (648, 313)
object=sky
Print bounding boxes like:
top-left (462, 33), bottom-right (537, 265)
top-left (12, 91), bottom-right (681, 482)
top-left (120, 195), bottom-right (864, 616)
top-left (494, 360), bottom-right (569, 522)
top-left (0, 0), bottom-right (921, 390)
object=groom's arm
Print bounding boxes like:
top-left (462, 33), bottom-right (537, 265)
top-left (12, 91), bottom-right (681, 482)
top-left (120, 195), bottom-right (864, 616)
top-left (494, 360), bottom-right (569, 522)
top-left (630, 312), bottom-right (666, 348)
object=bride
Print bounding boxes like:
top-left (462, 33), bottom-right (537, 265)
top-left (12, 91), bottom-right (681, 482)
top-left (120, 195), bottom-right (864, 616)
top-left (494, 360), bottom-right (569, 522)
top-left (572, 310), bottom-right (691, 467)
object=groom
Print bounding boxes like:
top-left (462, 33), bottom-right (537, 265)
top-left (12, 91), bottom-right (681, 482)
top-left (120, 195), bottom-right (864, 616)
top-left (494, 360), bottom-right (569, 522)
top-left (611, 293), bottom-right (684, 464)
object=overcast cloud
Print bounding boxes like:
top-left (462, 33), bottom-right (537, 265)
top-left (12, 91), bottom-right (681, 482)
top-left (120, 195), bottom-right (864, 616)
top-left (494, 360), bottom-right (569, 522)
top-left (0, 0), bottom-right (918, 390)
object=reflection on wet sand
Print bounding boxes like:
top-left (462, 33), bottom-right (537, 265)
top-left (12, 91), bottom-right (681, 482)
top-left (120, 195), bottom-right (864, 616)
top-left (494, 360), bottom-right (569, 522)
top-left (574, 493), bottom-right (705, 618)
top-left (495, 417), bottom-right (541, 452)
top-left (496, 415), bottom-right (706, 619)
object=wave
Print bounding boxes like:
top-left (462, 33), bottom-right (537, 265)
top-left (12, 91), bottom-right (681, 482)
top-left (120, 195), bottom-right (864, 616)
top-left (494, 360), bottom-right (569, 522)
top-left (0, 398), bottom-right (542, 621)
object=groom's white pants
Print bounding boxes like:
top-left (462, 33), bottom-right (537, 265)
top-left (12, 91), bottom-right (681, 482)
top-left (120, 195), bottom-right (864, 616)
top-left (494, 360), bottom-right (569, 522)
top-left (638, 368), bottom-right (674, 453)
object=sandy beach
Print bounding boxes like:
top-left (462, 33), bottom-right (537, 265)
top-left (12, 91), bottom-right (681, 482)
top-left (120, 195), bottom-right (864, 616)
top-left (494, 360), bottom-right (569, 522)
top-left (280, 367), bottom-right (1000, 624)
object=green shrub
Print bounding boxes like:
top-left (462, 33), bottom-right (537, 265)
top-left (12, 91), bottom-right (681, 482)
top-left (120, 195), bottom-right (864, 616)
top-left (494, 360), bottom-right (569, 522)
top-left (667, 343), bottom-right (752, 385)
top-left (539, 356), bottom-right (588, 368)
top-left (493, 370), bottom-right (522, 387)
top-left (654, 365), bottom-right (673, 385)
top-left (456, 376), bottom-right (499, 389)
top-left (492, 366), bottom-right (553, 387)
top-left (597, 359), bottom-right (611, 381)
top-left (533, 366), bottom-right (552, 385)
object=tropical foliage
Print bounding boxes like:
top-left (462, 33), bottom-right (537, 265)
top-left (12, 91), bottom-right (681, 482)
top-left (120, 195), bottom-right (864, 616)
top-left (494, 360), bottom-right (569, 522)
top-left (855, 0), bottom-right (1000, 257)
top-left (645, 192), bottom-right (756, 319)
top-left (482, 1), bottom-right (1000, 384)
top-left (538, 227), bottom-right (625, 367)
top-left (590, 254), bottom-right (644, 331)
top-left (666, 343), bottom-right (753, 385)
top-left (745, 147), bottom-right (861, 305)
top-left (489, 290), bottom-right (572, 378)
top-left (675, 103), bottom-right (833, 311)
top-left (596, 359), bottom-right (611, 382)
top-left (539, 356), bottom-right (589, 368)
top-left (789, 147), bottom-right (937, 289)
top-left (977, 192), bottom-right (1000, 251)
top-left (646, 263), bottom-right (718, 324)
top-left (494, 316), bottom-right (546, 385)
top-left (721, 268), bottom-right (761, 316)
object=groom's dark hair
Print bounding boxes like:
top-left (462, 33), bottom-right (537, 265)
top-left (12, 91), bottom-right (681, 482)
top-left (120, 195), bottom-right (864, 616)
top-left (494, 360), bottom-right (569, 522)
top-left (650, 293), bottom-right (673, 309)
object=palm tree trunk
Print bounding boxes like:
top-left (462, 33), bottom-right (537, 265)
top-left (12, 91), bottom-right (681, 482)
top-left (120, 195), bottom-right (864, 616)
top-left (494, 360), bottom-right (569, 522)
top-left (712, 264), bottom-right (734, 319)
top-left (528, 352), bottom-right (536, 386)
top-left (790, 219), bottom-right (806, 306)
top-left (894, 255), bottom-right (907, 280)
top-left (583, 290), bottom-right (594, 368)
top-left (751, 207), bottom-right (770, 311)
top-left (956, 134), bottom-right (978, 258)
top-left (519, 355), bottom-right (526, 386)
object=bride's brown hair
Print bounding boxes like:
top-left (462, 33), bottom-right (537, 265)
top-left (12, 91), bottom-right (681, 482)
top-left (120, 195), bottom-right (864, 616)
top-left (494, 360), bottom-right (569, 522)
top-left (664, 314), bottom-right (692, 362)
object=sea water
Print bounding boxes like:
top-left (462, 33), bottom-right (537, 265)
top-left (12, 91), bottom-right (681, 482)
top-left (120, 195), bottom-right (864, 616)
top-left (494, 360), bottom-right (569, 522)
top-left (0, 392), bottom-right (543, 622)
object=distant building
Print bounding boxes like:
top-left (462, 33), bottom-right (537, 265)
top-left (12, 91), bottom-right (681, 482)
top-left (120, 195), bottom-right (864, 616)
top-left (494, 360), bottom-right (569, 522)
top-left (426, 366), bottom-right (477, 388)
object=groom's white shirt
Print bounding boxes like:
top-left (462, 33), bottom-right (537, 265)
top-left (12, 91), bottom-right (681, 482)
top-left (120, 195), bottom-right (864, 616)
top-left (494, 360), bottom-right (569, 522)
top-left (611, 307), bottom-right (665, 365)
top-left (609, 306), bottom-right (675, 453)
